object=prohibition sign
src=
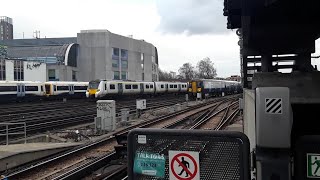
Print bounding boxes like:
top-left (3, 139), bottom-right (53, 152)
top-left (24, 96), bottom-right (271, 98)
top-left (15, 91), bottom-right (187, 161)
top-left (170, 153), bottom-right (198, 180)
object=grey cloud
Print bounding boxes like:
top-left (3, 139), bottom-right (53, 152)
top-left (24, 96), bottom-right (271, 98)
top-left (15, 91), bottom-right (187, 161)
top-left (156, 0), bottom-right (228, 35)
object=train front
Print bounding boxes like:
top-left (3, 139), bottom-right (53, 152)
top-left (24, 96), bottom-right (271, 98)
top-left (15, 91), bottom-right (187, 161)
top-left (188, 80), bottom-right (202, 98)
top-left (86, 80), bottom-right (101, 98)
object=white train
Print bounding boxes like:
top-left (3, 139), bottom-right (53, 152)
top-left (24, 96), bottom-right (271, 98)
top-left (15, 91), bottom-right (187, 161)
top-left (86, 79), bottom-right (188, 98)
top-left (0, 81), bottom-right (88, 102)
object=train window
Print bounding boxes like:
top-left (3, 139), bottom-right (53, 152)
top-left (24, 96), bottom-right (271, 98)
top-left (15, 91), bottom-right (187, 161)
top-left (57, 86), bottom-right (69, 91)
top-left (161, 84), bottom-right (164, 88)
top-left (0, 86), bottom-right (17, 92)
top-left (125, 84), bottom-right (132, 89)
top-left (110, 84), bottom-right (115, 89)
top-left (150, 84), bottom-right (154, 88)
top-left (146, 84), bottom-right (149, 89)
top-left (25, 86), bottom-right (39, 91)
top-left (174, 85), bottom-right (177, 88)
top-left (74, 86), bottom-right (88, 90)
top-left (169, 85), bottom-right (173, 88)
top-left (132, 85), bottom-right (138, 89)
top-left (53, 85), bottom-right (56, 91)
top-left (41, 86), bottom-right (43, 92)
top-left (105, 84), bottom-right (107, 90)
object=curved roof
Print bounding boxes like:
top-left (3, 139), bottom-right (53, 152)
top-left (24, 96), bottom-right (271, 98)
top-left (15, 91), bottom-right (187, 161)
top-left (7, 44), bottom-right (70, 58)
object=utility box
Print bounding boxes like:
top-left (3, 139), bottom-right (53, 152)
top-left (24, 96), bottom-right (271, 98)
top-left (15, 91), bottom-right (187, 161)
top-left (256, 87), bottom-right (291, 148)
top-left (136, 99), bottom-right (146, 110)
top-left (96, 100), bottom-right (116, 131)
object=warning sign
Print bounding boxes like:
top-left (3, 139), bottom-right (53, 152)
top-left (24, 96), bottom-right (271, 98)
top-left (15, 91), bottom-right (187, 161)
top-left (307, 153), bottom-right (320, 178)
top-left (169, 151), bottom-right (200, 180)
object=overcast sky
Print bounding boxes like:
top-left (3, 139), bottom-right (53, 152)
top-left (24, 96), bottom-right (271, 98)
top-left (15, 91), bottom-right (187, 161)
top-left (1, 0), bottom-right (320, 77)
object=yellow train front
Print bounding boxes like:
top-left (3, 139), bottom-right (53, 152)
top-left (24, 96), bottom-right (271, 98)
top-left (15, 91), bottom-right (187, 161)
top-left (188, 80), bottom-right (203, 98)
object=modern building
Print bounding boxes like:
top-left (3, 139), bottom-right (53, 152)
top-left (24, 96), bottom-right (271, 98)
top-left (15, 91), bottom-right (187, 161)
top-left (0, 37), bottom-right (79, 81)
top-left (0, 29), bottom-right (159, 82)
top-left (0, 16), bottom-right (13, 40)
top-left (77, 30), bottom-right (158, 82)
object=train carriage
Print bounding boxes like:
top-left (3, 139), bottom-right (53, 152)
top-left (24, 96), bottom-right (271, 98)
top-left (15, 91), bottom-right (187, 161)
top-left (45, 81), bottom-right (88, 97)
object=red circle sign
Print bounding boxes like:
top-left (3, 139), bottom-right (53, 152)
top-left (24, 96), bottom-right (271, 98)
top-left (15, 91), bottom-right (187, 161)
top-left (170, 153), bottom-right (198, 180)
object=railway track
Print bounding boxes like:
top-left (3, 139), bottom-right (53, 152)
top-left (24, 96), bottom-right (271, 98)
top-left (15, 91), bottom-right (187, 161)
top-left (2, 96), bottom-right (232, 180)
top-left (0, 95), bottom-right (186, 144)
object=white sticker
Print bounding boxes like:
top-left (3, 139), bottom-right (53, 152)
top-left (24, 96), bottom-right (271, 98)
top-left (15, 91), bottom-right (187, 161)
top-left (138, 135), bottom-right (147, 144)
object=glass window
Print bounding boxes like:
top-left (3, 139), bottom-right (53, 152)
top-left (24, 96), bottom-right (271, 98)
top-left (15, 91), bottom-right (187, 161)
top-left (150, 84), bottom-right (154, 88)
top-left (142, 73), bottom-right (144, 81)
top-left (25, 86), bottom-right (38, 91)
top-left (141, 53), bottom-right (144, 61)
top-left (105, 84), bottom-right (107, 90)
top-left (14, 61), bottom-right (24, 81)
top-left (0, 86), bottom-right (17, 92)
top-left (72, 71), bottom-right (76, 81)
top-left (161, 84), bottom-right (164, 88)
top-left (121, 49), bottom-right (128, 60)
top-left (121, 60), bottom-right (128, 69)
top-left (125, 84), bottom-right (131, 89)
top-left (121, 71), bottom-right (127, 80)
top-left (174, 85), bottom-right (177, 88)
top-left (110, 84), bottom-right (115, 89)
top-left (48, 69), bottom-right (56, 80)
top-left (146, 84), bottom-right (149, 89)
top-left (132, 85), bottom-right (138, 89)
top-left (112, 60), bottom-right (119, 68)
top-left (112, 48), bottom-right (119, 60)
top-left (113, 71), bottom-right (120, 80)
top-left (57, 86), bottom-right (69, 91)
top-left (141, 64), bottom-right (144, 70)
top-left (74, 86), bottom-right (88, 90)
top-left (0, 60), bottom-right (5, 80)
top-left (170, 85), bottom-right (173, 88)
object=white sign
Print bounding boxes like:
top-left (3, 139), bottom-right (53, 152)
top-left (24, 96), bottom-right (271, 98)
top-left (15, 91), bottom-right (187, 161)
top-left (307, 153), bottom-right (320, 178)
top-left (169, 151), bottom-right (200, 180)
top-left (136, 99), bottom-right (146, 110)
top-left (137, 135), bottom-right (146, 144)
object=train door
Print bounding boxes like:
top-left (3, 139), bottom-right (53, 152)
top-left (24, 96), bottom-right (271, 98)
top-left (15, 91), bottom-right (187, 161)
top-left (17, 84), bottom-right (25, 97)
top-left (178, 84), bottom-right (181, 92)
top-left (118, 83), bottom-right (123, 95)
top-left (69, 85), bottom-right (74, 95)
top-left (165, 84), bottom-right (168, 93)
top-left (45, 84), bottom-right (51, 95)
top-left (140, 83), bottom-right (144, 94)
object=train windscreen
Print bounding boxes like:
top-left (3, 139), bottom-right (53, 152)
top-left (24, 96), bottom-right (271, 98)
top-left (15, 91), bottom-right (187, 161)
top-left (89, 81), bottom-right (100, 89)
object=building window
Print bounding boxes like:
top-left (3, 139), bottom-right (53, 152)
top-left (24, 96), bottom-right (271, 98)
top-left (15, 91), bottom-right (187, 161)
top-left (112, 48), bottom-right (120, 60)
top-left (121, 71), bottom-right (127, 80)
top-left (121, 49), bottom-right (128, 60)
top-left (0, 60), bottom-right (5, 80)
top-left (141, 53), bottom-right (144, 61)
top-left (112, 59), bottom-right (119, 68)
top-left (121, 60), bottom-right (128, 69)
top-left (72, 71), bottom-right (77, 81)
top-left (113, 71), bottom-right (120, 80)
top-left (14, 61), bottom-right (24, 81)
top-left (48, 69), bottom-right (56, 80)
top-left (142, 73), bottom-right (144, 81)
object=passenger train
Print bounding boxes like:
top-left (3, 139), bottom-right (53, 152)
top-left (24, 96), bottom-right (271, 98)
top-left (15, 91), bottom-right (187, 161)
top-left (189, 79), bottom-right (242, 98)
top-left (0, 79), bottom-right (242, 102)
top-left (86, 79), bottom-right (188, 98)
top-left (0, 81), bottom-right (88, 102)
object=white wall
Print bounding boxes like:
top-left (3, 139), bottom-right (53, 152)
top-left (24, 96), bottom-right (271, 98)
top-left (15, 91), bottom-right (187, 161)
top-left (5, 60), bottom-right (14, 80)
top-left (24, 61), bottom-right (46, 82)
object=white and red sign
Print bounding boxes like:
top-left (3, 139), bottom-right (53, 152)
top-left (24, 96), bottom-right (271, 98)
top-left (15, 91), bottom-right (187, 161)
top-left (169, 151), bottom-right (200, 180)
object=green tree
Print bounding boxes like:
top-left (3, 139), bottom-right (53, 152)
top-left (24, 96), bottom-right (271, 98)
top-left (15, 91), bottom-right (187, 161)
top-left (197, 57), bottom-right (217, 79)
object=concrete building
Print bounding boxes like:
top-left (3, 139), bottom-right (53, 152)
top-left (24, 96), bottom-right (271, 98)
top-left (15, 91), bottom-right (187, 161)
top-left (77, 30), bottom-right (159, 82)
top-left (0, 29), bottom-right (159, 82)
top-left (0, 37), bottom-right (79, 81)
top-left (0, 16), bottom-right (13, 40)
top-left (0, 59), bottom-right (47, 81)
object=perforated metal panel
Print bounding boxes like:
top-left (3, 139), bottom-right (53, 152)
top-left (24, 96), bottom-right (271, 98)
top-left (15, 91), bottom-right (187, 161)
top-left (128, 128), bottom-right (250, 180)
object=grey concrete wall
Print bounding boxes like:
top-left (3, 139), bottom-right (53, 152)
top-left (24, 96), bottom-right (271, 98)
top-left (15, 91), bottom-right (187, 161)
top-left (243, 89), bottom-right (256, 152)
top-left (77, 30), bottom-right (158, 82)
top-left (47, 65), bottom-right (78, 81)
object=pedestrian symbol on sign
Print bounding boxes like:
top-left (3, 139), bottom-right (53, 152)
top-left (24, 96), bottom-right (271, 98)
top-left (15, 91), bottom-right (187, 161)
top-left (307, 154), bottom-right (320, 178)
top-left (169, 151), bottom-right (200, 180)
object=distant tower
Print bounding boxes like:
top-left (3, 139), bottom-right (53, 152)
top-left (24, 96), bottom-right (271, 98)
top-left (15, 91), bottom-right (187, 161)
top-left (0, 16), bottom-right (13, 40)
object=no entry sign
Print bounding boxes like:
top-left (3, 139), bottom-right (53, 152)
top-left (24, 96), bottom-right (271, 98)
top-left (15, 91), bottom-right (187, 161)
top-left (169, 151), bottom-right (200, 180)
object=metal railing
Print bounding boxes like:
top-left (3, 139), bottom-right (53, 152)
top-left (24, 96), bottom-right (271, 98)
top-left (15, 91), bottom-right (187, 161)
top-left (0, 122), bottom-right (26, 145)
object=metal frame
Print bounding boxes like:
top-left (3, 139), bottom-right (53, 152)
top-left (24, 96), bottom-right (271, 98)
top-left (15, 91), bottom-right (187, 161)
top-left (0, 122), bottom-right (27, 145)
top-left (127, 128), bottom-right (250, 180)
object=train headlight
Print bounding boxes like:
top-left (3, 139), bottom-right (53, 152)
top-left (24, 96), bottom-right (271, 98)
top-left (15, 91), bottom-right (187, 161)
top-left (96, 89), bottom-right (100, 92)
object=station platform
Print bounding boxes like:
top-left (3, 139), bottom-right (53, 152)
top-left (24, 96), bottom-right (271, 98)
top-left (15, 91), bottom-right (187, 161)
top-left (0, 142), bottom-right (80, 172)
